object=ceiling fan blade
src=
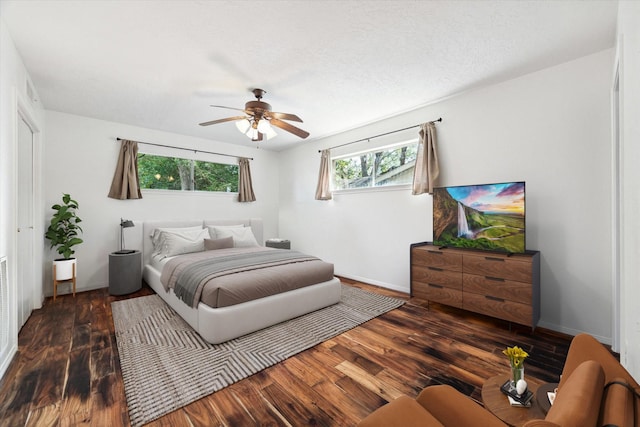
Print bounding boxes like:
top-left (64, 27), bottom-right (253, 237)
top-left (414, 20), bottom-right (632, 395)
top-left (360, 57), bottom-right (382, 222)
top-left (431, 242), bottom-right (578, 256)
top-left (266, 111), bottom-right (303, 122)
top-left (199, 116), bottom-right (247, 126)
top-left (252, 132), bottom-right (264, 142)
top-left (210, 105), bottom-right (245, 112)
top-left (210, 105), bottom-right (257, 118)
top-left (270, 118), bottom-right (310, 139)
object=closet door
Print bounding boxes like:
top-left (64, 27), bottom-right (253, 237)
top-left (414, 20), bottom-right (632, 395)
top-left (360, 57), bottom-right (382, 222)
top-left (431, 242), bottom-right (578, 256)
top-left (17, 116), bottom-right (35, 329)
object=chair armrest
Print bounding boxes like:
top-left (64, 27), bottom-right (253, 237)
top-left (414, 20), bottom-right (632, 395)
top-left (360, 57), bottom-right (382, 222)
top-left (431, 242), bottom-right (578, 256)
top-left (546, 360), bottom-right (605, 427)
top-left (416, 385), bottom-right (507, 427)
top-left (357, 396), bottom-right (445, 427)
top-left (599, 378), bottom-right (635, 427)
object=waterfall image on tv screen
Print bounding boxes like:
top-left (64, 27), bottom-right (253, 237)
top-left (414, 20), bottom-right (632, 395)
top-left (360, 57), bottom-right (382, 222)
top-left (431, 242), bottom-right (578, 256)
top-left (433, 182), bottom-right (526, 253)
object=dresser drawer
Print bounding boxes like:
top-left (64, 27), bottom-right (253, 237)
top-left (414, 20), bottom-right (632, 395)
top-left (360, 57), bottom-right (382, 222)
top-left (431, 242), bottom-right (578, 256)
top-left (463, 292), bottom-right (532, 326)
top-left (413, 281), bottom-right (462, 308)
top-left (463, 273), bottom-right (532, 305)
top-left (463, 254), bottom-right (532, 282)
top-left (412, 266), bottom-right (462, 290)
top-left (413, 248), bottom-right (462, 271)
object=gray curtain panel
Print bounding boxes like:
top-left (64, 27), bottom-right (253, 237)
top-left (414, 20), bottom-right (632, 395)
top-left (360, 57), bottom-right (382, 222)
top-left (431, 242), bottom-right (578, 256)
top-left (412, 122), bottom-right (439, 195)
top-left (315, 149), bottom-right (332, 200)
top-left (108, 139), bottom-right (142, 200)
top-left (238, 157), bottom-right (256, 202)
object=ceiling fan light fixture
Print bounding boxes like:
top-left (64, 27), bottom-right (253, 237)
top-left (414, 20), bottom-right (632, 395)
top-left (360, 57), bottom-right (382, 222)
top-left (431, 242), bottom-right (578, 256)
top-left (256, 118), bottom-right (271, 134)
top-left (235, 118), bottom-right (251, 134)
top-left (246, 127), bottom-right (259, 140)
top-left (264, 126), bottom-right (277, 140)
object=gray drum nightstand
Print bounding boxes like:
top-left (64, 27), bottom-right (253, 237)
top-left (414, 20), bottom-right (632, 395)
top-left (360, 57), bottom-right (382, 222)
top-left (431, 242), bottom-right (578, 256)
top-left (109, 250), bottom-right (142, 295)
top-left (266, 239), bottom-right (291, 249)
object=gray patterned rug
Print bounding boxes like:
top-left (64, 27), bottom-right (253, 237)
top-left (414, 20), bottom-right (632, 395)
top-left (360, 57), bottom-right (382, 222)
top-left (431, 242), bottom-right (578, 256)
top-left (112, 285), bottom-right (405, 426)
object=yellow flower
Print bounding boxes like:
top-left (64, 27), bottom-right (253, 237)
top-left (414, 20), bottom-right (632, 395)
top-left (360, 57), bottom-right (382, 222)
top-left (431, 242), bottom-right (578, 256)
top-left (503, 345), bottom-right (529, 368)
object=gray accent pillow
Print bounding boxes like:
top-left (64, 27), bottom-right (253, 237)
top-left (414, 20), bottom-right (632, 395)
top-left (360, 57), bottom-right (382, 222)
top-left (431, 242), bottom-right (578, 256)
top-left (204, 236), bottom-right (234, 250)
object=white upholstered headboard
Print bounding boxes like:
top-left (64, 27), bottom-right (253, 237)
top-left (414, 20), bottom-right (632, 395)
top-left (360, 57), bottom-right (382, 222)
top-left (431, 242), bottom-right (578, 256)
top-left (138, 218), bottom-right (264, 267)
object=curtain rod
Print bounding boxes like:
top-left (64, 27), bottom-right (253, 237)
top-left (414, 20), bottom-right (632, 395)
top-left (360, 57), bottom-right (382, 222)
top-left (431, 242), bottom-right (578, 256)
top-left (319, 117), bottom-right (442, 152)
top-left (116, 138), bottom-right (253, 160)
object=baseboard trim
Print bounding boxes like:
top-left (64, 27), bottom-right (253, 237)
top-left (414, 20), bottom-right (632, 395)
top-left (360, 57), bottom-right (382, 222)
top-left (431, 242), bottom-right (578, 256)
top-left (0, 344), bottom-right (17, 382)
top-left (334, 272), bottom-right (409, 294)
top-left (335, 273), bottom-right (613, 347)
top-left (44, 281), bottom-right (109, 298)
top-left (536, 320), bottom-right (612, 346)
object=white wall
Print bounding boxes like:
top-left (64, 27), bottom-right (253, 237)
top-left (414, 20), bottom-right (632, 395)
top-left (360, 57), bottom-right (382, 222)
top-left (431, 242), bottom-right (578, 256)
top-left (279, 49), bottom-right (614, 343)
top-left (0, 18), bottom-right (44, 379)
top-left (617, 0), bottom-right (640, 379)
top-left (43, 111), bottom-right (280, 292)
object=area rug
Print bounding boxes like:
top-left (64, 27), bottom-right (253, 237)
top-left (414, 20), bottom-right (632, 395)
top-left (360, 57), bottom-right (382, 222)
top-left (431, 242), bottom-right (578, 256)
top-left (112, 285), bottom-right (405, 426)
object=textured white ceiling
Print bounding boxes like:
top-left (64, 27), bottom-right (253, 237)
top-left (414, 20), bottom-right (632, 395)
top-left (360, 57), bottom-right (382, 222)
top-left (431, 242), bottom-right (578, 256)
top-left (1, 0), bottom-right (617, 150)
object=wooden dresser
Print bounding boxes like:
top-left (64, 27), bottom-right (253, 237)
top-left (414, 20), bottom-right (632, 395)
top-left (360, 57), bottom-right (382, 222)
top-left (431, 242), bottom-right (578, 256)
top-left (411, 242), bottom-right (540, 328)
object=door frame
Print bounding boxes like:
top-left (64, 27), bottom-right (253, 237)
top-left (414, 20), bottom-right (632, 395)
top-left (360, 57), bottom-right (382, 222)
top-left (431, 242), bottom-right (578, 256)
top-left (610, 51), bottom-right (622, 353)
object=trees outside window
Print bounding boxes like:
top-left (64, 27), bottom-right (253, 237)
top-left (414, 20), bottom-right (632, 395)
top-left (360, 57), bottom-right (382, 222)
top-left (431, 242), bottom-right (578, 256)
top-left (332, 141), bottom-right (417, 190)
top-left (138, 154), bottom-right (239, 192)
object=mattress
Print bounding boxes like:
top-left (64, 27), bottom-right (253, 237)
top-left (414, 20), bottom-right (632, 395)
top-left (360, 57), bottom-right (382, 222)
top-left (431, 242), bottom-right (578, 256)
top-left (157, 246), bottom-right (335, 308)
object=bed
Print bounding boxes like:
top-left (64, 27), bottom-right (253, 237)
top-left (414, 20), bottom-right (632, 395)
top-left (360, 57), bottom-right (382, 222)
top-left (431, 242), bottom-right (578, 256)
top-left (141, 219), bottom-right (342, 344)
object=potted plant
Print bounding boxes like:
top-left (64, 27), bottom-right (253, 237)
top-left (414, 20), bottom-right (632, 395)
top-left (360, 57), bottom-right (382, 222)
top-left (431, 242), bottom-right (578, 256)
top-left (45, 193), bottom-right (83, 280)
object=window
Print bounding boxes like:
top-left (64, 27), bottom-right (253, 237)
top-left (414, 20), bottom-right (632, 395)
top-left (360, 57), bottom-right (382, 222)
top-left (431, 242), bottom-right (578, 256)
top-left (332, 140), bottom-right (417, 190)
top-left (138, 153), bottom-right (239, 192)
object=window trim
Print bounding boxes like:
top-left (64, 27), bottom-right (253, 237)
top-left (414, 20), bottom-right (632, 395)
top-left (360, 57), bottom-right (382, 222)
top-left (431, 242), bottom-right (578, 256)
top-left (331, 183), bottom-right (412, 195)
top-left (140, 188), bottom-right (238, 197)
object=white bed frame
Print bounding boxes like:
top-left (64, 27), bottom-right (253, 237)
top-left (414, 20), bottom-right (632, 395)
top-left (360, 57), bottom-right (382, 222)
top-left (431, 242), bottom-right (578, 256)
top-left (139, 219), bottom-right (342, 344)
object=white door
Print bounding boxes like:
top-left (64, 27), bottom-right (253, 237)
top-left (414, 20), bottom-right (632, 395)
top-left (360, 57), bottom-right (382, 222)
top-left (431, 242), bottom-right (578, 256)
top-left (17, 116), bottom-right (35, 329)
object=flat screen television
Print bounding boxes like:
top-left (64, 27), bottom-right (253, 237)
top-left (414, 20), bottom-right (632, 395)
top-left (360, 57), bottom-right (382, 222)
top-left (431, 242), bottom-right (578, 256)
top-left (433, 181), bottom-right (526, 254)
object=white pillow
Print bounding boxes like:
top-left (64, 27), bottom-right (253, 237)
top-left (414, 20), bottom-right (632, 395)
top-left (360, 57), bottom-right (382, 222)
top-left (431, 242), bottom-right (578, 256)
top-left (206, 224), bottom-right (244, 239)
top-left (154, 229), bottom-right (209, 258)
top-left (151, 226), bottom-right (203, 246)
top-left (211, 227), bottom-right (259, 247)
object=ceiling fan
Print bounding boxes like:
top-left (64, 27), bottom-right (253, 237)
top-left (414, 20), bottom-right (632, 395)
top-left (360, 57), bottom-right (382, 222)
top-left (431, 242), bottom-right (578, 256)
top-left (199, 88), bottom-right (309, 142)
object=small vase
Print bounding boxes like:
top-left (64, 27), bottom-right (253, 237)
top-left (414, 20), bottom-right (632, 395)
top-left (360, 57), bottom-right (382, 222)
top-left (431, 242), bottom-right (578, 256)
top-left (511, 365), bottom-right (524, 387)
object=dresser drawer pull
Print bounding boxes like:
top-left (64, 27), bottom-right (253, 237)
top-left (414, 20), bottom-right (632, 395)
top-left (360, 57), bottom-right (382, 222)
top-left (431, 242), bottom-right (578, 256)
top-left (428, 283), bottom-right (444, 289)
top-left (485, 257), bottom-right (504, 262)
top-left (428, 267), bottom-right (443, 272)
top-left (485, 295), bottom-right (505, 302)
top-left (486, 276), bottom-right (505, 282)
top-left (429, 251), bottom-right (444, 255)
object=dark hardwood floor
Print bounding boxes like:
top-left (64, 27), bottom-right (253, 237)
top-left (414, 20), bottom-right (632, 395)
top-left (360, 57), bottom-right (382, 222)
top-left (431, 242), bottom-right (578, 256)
top-left (0, 278), bottom-right (573, 426)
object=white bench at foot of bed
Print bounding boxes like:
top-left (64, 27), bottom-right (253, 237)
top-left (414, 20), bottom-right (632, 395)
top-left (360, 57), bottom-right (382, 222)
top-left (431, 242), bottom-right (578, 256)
top-left (143, 265), bottom-right (342, 344)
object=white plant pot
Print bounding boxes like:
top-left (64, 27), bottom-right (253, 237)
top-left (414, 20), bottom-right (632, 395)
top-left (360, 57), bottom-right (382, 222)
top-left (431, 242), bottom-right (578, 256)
top-left (53, 258), bottom-right (76, 281)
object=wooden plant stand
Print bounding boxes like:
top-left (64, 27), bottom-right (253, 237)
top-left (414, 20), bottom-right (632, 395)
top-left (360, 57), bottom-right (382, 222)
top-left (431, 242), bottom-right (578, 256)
top-left (53, 262), bottom-right (76, 301)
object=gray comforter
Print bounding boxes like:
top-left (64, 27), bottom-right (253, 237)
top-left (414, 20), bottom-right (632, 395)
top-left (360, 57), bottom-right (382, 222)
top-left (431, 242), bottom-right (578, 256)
top-left (160, 247), bottom-right (334, 308)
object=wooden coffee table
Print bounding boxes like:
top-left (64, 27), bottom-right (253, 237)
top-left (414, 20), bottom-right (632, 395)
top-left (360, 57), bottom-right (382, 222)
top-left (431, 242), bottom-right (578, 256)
top-left (481, 374), bottom-right (546, 427)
